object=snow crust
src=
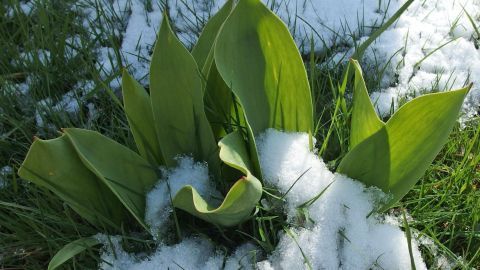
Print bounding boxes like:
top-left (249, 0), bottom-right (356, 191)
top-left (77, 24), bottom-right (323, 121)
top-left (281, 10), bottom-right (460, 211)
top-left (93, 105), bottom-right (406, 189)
top-left (99, 129), bottom-right (428, 270)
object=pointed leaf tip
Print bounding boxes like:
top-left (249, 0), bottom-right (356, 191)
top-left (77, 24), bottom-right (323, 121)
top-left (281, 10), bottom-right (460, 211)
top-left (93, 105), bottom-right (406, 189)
top-left (349, 59), bottom-right (385, 149)
top-left (150, 11), bottom-right (219, 172)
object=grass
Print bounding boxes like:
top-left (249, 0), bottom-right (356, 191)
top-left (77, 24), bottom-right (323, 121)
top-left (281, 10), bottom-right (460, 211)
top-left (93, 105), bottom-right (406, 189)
top-left (0, 0), bottom-right (479, 269)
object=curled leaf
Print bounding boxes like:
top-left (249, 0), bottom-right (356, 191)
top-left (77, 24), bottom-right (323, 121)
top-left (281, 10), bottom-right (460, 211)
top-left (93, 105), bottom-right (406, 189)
top-left (173, 131), bottom-right (262, 227)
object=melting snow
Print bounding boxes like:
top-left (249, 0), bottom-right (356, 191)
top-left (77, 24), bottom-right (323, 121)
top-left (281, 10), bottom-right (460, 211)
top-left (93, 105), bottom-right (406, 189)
top-left (99, 129), bottom-right (428, 269)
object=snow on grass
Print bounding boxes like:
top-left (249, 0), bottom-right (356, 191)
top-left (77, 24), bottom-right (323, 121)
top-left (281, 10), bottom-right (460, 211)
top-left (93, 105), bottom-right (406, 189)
top-left (166, 0), bottom-right (401, 51)
top-left (256, 129), bottom-right (426, 269)
top-left (365, 0), bottom-right (480, 121)
top-left (0, 166), bottom-right (13, 189)
top-left (98, 129), bottom-right (428, 269)
top-left (119, 1), bottom-right (161, 83)
top-left (145, 157), bottom-right (219, 237)
top-left (97, 235), bottom-right (259, 270)
top-left (10, 1), bottom-right (480, 123)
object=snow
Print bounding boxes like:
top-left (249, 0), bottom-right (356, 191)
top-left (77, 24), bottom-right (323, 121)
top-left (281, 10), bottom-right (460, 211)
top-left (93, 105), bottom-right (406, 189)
top-left (97, 235), bottom-right (259, 270)
top-left (364, 0), bottom-right (480, 122)
top-left (7, 0), bottom-right (480, 124)
top-left (120, 1), bottom-right (161, 84)
top-left (0, 166), bottom-right (13, 189)
top-left (98, 129), bottom-right (429, 269)
top-left (13, 50), bottom-right (51, 67)
top-left (62, 0), bottom-right (480, 123)
top-left (255, 129), bottom-right (426, 269)
top-left (19, 1), bottom-right (34, 15)
top-left (145, 157), bottom-right (220, 237)
top-left (34, 80), bottom-right (95, 130)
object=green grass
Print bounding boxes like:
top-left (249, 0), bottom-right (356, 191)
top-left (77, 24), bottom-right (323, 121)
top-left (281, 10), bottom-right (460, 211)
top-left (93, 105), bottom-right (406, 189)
top-left (0, 0), bottom-right (478, 269)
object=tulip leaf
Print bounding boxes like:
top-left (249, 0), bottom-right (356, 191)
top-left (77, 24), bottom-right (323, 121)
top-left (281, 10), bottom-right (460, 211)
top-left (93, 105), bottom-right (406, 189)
top-left (192, 0), bottom-right (234, 72)
top-left (337, 127), bottom-right (390, 192)
top-left (385, 86), bottom-right (470, 205)
top-left (64, 128), bottom-right (157, 229)
top-left (349, 59), bottom-right (385, 149)
top-left (150, 15), bottom-right (219, 172)
top-left (122, 70), bottom-right (163, 166)
top-left (173, 131), bottom-right (262, 227)
top-left (18, 135), bottom-right (126, 227)
top-left (48, 237), bottom-right (100, 270)
top-left (193, 0), bottom-right (236, 140)
top-left (338, 69), bottom-right (470, 209)
top-left (215, 0), bottom-right (313, 135)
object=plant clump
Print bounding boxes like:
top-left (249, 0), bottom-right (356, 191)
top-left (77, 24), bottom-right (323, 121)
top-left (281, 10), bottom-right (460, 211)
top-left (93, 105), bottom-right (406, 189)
top-left (16, 0), bottom-right (470, 269)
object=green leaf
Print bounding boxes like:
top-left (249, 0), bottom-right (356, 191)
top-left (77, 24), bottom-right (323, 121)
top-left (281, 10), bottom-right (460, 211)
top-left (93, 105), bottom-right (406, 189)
top-left (150, 15), bottom-right (219, 172)
top-left (337, 127), bottom-right (390, 192)
top-left (385, 87), bottom-right (469, 204)
top-left (192, 0), bottom-right (234, 72)
top-left (217, 130), bottom-right (254, 174)
top-left (64, 128), bottom-right (157, 229)
top-left (172, 131), bottom-right (262, 227)
top-left (18, 135), bottom-right (126, 228)
top-left (349, 59), bottom-right (385, 149)
top-left (338, 76), bottom-right (470, 209)
top-left (122, 69), bottom-right (163, 165)
top-left (192, 0), bottom-right (235, 140)
top-left (48, 237), bottom-right (100, 270)
top-left (215, 0), bottom-right (313, 135)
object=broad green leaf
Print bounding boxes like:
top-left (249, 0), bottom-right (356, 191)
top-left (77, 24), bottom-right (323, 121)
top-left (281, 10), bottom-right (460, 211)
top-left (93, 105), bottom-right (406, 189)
top-left (338, 82), bottom-right (470, 209)
top-left (203, 61), bottom-right (235, 139)
top-left (64, 128), bottom-right (157, 229)
top-left (386, 87), bottom-right (469, 204)
top-left (215, 0), bottom-right (313, 135)
top-left (122, 70), bottom-right (163, 165)
top-left (48, 237), bottom-right (100, 270)
top-left (18, 135), bottom-right (125, 227)
top-left (150, 15), bottom-right (219, 172)
top-left (337, 127), bottom-right (390, 191)
top-left (192, 0), bottom-right (234, 71)
top-left (173, 131), bottom-right (262, 227)
top-left (349, 59), bottom-right (385, 149)
top-left (192, 0), bottom-right (235, 140)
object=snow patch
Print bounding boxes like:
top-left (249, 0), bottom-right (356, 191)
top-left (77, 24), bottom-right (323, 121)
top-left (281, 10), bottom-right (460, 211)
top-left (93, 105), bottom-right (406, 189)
top-left (364, 0), bottom-right (480, 122)
top-left (145, 157), bottom-right (220, 237)
top-left (0, 166), bottom-right (13, 189)
top-left (97, 235), bottom-right (259, 270)
top-left (99, 129), bottom-right (429, 269)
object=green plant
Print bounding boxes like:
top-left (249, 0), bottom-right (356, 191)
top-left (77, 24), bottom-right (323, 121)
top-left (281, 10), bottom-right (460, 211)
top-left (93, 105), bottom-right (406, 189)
top-left (16, 0), bottom-right (470, 268)
top-left (338, 60), bottom-right (470, 211)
